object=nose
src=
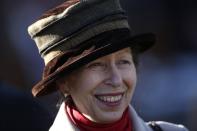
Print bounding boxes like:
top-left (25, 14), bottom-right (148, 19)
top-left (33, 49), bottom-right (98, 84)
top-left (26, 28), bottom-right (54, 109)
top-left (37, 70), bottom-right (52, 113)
top-left (104, 64), bottom-right (122, 88)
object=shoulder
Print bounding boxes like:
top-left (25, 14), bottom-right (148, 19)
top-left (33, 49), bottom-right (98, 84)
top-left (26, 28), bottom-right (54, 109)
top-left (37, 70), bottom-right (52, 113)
top-left (128, 105), bottom-right (188, 131)
top-left (147, 121), bottom-right (189, 131)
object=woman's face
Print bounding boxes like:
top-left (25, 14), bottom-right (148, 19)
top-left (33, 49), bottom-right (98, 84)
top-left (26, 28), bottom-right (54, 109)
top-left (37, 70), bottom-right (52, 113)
top-left (63, 47), bottom-right (137, 123)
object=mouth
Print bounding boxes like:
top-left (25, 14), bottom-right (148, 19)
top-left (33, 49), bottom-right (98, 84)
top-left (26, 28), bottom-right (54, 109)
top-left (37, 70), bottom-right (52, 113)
top-left (95, 93), bottom-right (124, 106)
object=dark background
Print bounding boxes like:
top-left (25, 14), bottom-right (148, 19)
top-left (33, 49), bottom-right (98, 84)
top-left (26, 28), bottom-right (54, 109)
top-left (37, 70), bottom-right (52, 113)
top-left (0, 0), bottom-right (197, 130)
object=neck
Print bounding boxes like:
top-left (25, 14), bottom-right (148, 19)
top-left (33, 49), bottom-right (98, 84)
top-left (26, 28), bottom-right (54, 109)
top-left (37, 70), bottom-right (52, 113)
top-left (65, 101), bottom-right (133, 131)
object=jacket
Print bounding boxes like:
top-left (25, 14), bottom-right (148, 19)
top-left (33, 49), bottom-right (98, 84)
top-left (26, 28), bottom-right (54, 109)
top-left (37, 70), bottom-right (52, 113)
top-left (49, 102), bottom-right (188, 131)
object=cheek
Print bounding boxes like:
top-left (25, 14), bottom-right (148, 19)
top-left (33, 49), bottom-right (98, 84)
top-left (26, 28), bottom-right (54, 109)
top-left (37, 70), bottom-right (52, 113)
top-left (68, 73), bottom-right (102, 115)
top-left (78, 72), bottom-right (105, 91)
top-left (69, 71), bottom-right (104, 100)
top-left (122, 68), bottom-right (137, 104)
top-left (123, 67), bottom-right (137, 89)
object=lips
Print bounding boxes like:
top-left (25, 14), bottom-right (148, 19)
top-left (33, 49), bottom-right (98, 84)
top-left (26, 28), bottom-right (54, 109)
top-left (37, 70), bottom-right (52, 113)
top-left (95, 93), bottom-right (124, 104)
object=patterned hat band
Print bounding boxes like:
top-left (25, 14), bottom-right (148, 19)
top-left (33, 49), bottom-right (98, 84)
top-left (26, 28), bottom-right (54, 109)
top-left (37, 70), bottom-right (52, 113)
top-left (27, 0), bottom-right (127, 64)
top-left (42, 19), bottom-right (130, 64)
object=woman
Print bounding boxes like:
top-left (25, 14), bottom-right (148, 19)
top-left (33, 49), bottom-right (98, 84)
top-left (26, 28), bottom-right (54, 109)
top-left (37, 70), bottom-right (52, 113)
top-left (27, 0), bottom-right (188, 130)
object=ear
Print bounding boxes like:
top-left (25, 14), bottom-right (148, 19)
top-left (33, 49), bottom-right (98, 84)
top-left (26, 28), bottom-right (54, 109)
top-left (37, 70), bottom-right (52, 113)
top-left (56, 78), bottom-right (70, 94)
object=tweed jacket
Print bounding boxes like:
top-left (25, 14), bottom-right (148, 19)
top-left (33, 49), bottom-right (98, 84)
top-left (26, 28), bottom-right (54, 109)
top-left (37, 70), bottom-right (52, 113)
top-left (49, 102), bottom-right (188, 131)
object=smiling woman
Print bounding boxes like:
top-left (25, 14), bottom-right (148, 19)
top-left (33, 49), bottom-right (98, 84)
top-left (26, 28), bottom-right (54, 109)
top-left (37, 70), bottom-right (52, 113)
top-left (57, 48), bottom-right (136, 124)
top-left (27, 0), bottom-right (188, 131)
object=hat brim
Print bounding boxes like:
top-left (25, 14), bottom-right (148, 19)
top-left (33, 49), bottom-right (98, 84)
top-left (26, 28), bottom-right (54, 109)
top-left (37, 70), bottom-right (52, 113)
top-left (32, 33), bottom-right (155, 97)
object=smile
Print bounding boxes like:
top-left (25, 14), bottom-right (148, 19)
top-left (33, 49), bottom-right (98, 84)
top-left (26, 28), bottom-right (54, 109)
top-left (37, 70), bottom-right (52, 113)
top-left (95, 93), bottom-right (124, 103)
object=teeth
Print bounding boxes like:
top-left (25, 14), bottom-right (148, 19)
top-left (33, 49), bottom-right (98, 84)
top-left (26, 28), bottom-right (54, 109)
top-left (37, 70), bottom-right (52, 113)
top-left (97, 95), bottom-right (122, 103)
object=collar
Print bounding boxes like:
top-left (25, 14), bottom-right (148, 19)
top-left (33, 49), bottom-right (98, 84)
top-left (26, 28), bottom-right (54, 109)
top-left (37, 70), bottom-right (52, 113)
top-left (49, 102), bottom-right (152, 131)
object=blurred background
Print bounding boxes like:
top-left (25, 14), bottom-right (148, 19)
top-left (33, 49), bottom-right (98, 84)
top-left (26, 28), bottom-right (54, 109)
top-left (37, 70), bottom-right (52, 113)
top-left (0, 0), bottom-right (196, 130)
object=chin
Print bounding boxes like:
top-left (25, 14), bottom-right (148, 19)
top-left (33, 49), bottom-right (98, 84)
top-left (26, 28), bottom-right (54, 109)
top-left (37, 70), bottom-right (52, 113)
top-left (96, 110), bottom-right (124, 124)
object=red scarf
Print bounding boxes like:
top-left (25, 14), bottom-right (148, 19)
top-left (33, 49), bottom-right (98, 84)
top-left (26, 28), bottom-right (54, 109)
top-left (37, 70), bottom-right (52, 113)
top-left (65, 101), bottom-right (133, 131)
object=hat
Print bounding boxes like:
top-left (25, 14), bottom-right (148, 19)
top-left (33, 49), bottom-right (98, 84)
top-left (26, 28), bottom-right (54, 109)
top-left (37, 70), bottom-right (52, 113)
top-left (28, 0), bottom-right (155, 97)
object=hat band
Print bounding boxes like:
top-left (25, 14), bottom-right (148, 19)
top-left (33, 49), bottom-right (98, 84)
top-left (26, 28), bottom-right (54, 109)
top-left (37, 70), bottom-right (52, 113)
top-left (43, 19), bottom-right (130, 64)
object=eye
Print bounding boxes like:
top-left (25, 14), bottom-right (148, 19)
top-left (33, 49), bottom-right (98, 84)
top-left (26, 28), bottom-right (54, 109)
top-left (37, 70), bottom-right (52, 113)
top-left (88, 62), bottom-right (104, 67)
top-left (118, 60), bottom-right (131, 65)
top-left (86, 62), bottom-right (106, 70)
